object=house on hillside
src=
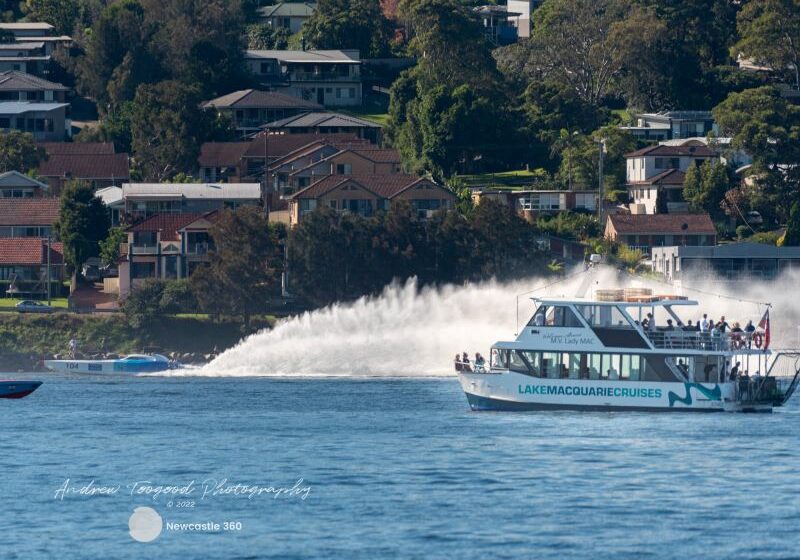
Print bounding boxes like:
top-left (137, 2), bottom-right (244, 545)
top-left (201, 89), bottom-right (322, 137)
top-left (625, 144), bottom-right (718, 214)
top-left (0, 101), bottom-right (69, 140)
top-left (122, 183), bottom-right (261, 220)
top-left (505, 0), bottom-right (542, 38)
top-left (652, 243), bottom-right (800, 282)
top-left (0, 198), bottom-right (59, 238)
top-left (0, 23), bottom-right (71, 56)
top-left (37, 148), bottom-right (130, 194)
top-left (604, 213), bottom-right (716, 254)
top-left (0, 71), bottom-right (68, 101)
top-left (258, 3), bottom-right (316, 33)
top-left (288, 174), bottom-right (456, 226)
top-left (245, 49), bottom-right (362, 106)
top-left (263, 112), bottom-right (381, 142)
top-left (282, 148), bottom-right (401, 194)
top-left (0, 171), bottom-right (48, 198)
top-left (117, 212), bottom-right (219, 298)
top-left (197, 132), bottom-right (374, 184)
top-left (473, 5), bottom-right (520, 46)
top-left (471, 189), bottom-right (598, 220)
top-left (0, 40), bottom-right (50, 76)
top-left (0, 237), bottom-right (63, 287)
top-left (620, 111), bottom-right (718, 142)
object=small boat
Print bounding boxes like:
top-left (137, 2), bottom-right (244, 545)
top-left (0, 380), bottom-right (43, 399)
top-left (44, 354), bottom-right (174, 374)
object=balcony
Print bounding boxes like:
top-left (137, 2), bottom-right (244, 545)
top-left (289, 72), bottom-right (358, 82)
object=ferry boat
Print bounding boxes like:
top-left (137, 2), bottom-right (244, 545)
top-left (457, 289), bottom-right (800, 413)
top-left (44, 354), bottom-right (174, 374)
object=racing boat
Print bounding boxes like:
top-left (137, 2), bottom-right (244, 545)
top-left (0, 380), bottom-right (43, 399)
top-left (457, 288), bottom-right (800, 413)
top-left (44, 354), bottom-right (174, 374)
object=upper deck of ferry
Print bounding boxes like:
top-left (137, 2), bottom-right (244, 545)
top-left (523, 289), bottom-right (767, 354)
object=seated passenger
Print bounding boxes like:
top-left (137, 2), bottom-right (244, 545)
top-left (474, 353), bottom-right (485, 371)
top-left (454, 354), bottom-right (462, 372)
top-left (731, 322), bottom-right (743, 333)
top-left (462, 352), bottom-right (471, 372)
top-left (665, 319), bottom-right (675, 331)
top-left (607, 368), bottom-right (619, 380)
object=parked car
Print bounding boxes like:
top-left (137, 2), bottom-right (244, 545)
top-left (747, 211), bottom-right (763, 225)
top-left (100, 264), bottom-right (118, 278)
top-left (15, 300), bottom-right (54, 314)
top-left (82, 264), bottom-right (101, 281)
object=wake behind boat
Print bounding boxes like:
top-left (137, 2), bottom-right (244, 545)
top-left (44, 354), bottom-right (174, 374)
top-left (457, 287), bottom-right (800, 413)
top-left (0, 380), bottom-right (43, 399)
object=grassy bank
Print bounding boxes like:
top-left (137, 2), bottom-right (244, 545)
top-left (0, 313), bottom-right (276, 358)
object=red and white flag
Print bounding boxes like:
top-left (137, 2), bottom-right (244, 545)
top-left (758, 309), bottom-right (771, 350)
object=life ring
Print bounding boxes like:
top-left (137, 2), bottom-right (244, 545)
top-left (753, 332), bottom-right (764, 349)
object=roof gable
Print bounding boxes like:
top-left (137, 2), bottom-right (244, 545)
top-left (0, 170), bottom-right (47, 189)
top-left (607, 213), bottom-right (716, 235)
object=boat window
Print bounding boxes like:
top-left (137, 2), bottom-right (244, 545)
top-left (642, 355), bottom-right (680, 382)
top-left (519, 351), bottom-right (541, 376)
top-left (491, 348), bottom-right (509, 369)
top-left (509, 351), bottom-right (531, 375)
top-left (541, 352), bottom-right (563, 379)
top-left (567, 353), bottom-right (584, 379)
top-left (587, 353), bottom-right (602, 380)
top-left (575, 304), bottom-right (632, 328)
top-left (528, 305), bottom-right (582, 328)
top-left (620, 355), bottom-right (642, 380)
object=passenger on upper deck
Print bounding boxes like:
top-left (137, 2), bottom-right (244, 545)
top-left (454, 354), bottom-right (462, 372)
top-left (462, 352), bottom-right (471, 372)
top-left (474, 353), bottom-right (485, 369)
top-left (646, 313), bottom-right (656, 331)
top-left (717, 316), bottom-right (730, 333)
top-left (700, 314), bottom-right (710, 332)
top-left (665, 319), bottom-right (675, 331)
top-left (684, 320), bottom-right (694, 331)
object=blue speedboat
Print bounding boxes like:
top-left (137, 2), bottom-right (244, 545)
top-left (0, 380), bottom-right (42, 399)
top-left (44, 354), bottom-right (174, 374)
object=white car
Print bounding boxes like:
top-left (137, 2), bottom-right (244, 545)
top-left (15, 300), bottom-right (54, 313)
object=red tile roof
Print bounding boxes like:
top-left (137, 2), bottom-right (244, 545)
top-left (292, 174), bottom-right (445, 199)
top-left (625, 144), bottom-right (716, 158)
top-left (607, 213), bottom-right (716, 235)
top-left (197, 142), bottom-right (250, 168)
top-left (38, 153), bottom-right (130, 179)
top-left (126, 213), bottom-right (206, 241)
top-left (0, 199), bottom-right (60, 226)
top-left (0, 237), bottom-right (63, 265)
top-left (38, 142), bottom-right (116, 155)
top-left (352, 148), bottom-right (401, 163)
top-left (629, 169), bottom-right (686, 186)
top-left (244, 133), bottom-right (369, 159)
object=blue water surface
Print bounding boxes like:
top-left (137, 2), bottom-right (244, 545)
top-left (2, 372), bottom-right (800, 560)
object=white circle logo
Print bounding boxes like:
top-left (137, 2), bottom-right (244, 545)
top-left (128, 506), bottom-right (163, 542)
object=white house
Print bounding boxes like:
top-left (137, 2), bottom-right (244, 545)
top-left (625, 144), bottom-right (717, 214)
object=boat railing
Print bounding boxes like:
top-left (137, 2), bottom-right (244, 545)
top-left (643, 330), bottom-right (756, 352)
top-left (455, 360), bottom-right (489, 374)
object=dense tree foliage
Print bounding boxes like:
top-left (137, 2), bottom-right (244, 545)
top-left (682, 161), bottom-right (731, 220)
top-left (734, 0), bottom-right (800, 90)
top-left (303, 0), bottom-right (392, 58)
top-left (55, 181), bottom-right (111, 273)
top-left (190, 207), bottom-right (284, 328)
top-left (0, 131), bottom-right (46, 173)
top-left (779, 202), bottom-right (800, 247)
top-left (288, 201), bottom-right (549, 306)
top-left (99, 227), bottom-right (126, 266)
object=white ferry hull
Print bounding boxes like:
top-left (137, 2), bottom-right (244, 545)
top-left (458, 371), bottom-right (734, 412)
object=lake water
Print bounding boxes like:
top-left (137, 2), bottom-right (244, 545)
top-left (3, 372), bottom-right (800, 559)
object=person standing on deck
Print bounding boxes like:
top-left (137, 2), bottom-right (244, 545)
top-left (69, 338), bottom-right (78, 359)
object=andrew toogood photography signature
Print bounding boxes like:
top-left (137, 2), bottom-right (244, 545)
top-left (53, 477), bottom-right (312, 501)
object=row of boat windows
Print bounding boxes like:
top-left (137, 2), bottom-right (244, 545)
top-left (491, 349), bottom-right (677, 382)
top-left (529, 305), bottom-right (633, 329)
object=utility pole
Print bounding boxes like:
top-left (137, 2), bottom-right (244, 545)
top-left (263, 126), bottom-right (271, 222)
top-left (46, 235), bottom-right (51, 305)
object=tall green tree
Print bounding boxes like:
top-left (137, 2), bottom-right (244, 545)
top-left (0, 130), bottom-right (46, 173)
top-left (303, 0), bottom-right (392, 58)
top-left (495, 0), bottom-right (661, 107)
top-left (779, 202), bottom-right (800, 246)
top-left (55, 181), bottom-right (111, 274)
top-left (734, 0), bottom-right (800, 90)
top-left (190, 207), bottom-right (283, 328)
top-left (682, 160), bottom-right (730, 220)
top-left (129, 80), bottom-right (225, 181)
top-left (99, 227), bottom-right (126, 266)
top-left (23, 0), bottom-right (81, 35)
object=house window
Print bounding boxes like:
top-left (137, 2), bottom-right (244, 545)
top-left (336, 163), bottom-right (352, 174)
top-left (329, 200), bottom-right (337, 209)
top-left (654, 158), bottom-right (664, 169)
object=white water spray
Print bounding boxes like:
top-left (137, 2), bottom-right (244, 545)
top-left (170, 265), bottom-right (800, 378)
